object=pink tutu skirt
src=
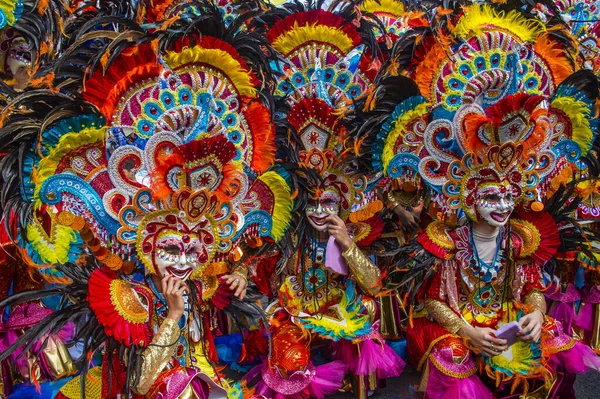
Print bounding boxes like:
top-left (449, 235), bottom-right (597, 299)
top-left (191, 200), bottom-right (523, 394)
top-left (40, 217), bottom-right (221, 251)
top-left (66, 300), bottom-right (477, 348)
top-left (249, 360), bottom-right (348, 399)
top-left (332, 338), bottom-right (405, 378)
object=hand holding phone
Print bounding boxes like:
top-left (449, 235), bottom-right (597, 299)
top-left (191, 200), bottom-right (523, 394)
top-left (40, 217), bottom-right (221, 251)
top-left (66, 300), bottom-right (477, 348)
top-left (493, 321), bottom-right (522, 347)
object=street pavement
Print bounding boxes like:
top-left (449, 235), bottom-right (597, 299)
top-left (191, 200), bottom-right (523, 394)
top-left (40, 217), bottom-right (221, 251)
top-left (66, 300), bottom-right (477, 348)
top-left (329, 368), bottom-right (600, 398)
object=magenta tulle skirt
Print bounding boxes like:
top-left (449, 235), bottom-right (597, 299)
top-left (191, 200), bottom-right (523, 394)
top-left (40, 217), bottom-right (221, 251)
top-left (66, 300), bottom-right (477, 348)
top-left (152, 367), bottom-right (228, 399)
top-left (548, 340), bottom-right (600, 374)
top-left (424, 360), bottom-right (493, 399)
top-left (251, 360), bottom-right (348, 399)
top-left (331, 338), bottom-right (405, 378)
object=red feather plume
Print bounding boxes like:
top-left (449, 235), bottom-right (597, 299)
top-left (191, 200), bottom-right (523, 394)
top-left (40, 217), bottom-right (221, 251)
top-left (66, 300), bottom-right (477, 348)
top-left (87, 267), bottom-right (153, 347)
top-left (243, 100), bottom-right (276, 173)
top-left (515, 208), bottom-right (560, 265)
top-left (83, 44), bottom-right (160, 120)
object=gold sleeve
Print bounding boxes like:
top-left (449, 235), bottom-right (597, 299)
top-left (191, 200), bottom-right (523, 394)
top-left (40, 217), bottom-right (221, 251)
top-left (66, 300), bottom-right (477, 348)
top-left (524, 290), bottom-right (547, 315)
top-left (342, 242), bottom-right (381, 296)
top-left (424, 298), bottom-right (466, 334)
top-left (134, 318), bottom-right (181, 395)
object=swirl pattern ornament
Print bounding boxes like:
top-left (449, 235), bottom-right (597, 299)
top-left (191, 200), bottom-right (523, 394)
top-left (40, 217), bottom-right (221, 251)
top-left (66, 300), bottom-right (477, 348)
top-left (40, 175), bottom-right (121, 235)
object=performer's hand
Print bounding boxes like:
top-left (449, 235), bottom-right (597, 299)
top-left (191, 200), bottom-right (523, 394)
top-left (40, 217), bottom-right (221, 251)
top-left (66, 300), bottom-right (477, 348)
top-left (325, 215), bottom-right (353, 251)
top-left (162, 275), bottom-right (187, 321)
top-left (517, 310), bottom-right (544, 343)
top-left (13, 66), bottom-right (30, 90)
top-left (459, 325), bottom-right (507, 357)
top-left (393, 205), bottom-right (421, 231)
top-left (223, 273), bottom-right (248, 299)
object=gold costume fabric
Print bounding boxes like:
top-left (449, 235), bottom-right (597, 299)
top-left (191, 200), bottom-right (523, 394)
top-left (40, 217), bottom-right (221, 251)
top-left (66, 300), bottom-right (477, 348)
top-left (135, 318), bottom-right (181, 395)
top-left (524, 290), bottom-right (547, 315)
top-left (425, 298), bottom-right (466, 334)
top-left (342, 242), bottom-right (381, 296)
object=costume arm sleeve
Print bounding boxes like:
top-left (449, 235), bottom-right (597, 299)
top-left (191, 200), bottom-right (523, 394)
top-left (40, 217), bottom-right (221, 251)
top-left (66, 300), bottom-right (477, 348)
top-left (134, 318), bottom-right (181, 395)
top-left (424, 298), bottom-right (467, 334)
top-left (524, 289), bottom-right (547, 315)
top-left (342, 242), bottom-right (381, 295)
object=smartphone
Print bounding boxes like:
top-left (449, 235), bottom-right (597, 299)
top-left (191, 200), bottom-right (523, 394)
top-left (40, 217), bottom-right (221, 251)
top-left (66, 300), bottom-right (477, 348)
top-left (493, 321), bottom-right (522, 347)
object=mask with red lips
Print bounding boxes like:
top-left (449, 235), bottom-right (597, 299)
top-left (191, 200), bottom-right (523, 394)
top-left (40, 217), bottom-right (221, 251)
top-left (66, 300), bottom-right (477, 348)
top-left (306, 188), bottom-right (341, 232)
top-left (137, 211), bottom-right (218, 280)
top-left (153, 230), bottom-right (214, 280)
top-left (474, 184), bottom-right (515, 228)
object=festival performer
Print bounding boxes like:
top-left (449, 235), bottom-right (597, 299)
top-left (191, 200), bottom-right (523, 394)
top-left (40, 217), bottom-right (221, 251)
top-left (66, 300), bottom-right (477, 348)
top-left (360, 3), bottom-right (600, 398)
top-left (0, 222), bottom-right (78, 399)
top-left (0, 0), bottom-right (66, 100)
top-left (0, 2), bottom-right (293, 398)
top-left (243, 3), bottom-right (404, 399)
top-left (538, 0), bottom-right (600, 355)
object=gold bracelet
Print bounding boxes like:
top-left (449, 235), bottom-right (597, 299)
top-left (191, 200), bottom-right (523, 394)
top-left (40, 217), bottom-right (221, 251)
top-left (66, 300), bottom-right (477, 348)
top-left (387, 201), bottom-right (401, 210)
top-left (231, 270), bottom-right (248, 282)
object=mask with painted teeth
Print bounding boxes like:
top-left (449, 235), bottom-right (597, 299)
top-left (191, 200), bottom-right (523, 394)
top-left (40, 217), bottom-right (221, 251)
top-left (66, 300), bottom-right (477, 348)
top-left (152, 228), bottom-right (214, 280)
top-left (306, 188), bottom-right (341, 232)
top-left (475, 183), bottom-right (515, 228)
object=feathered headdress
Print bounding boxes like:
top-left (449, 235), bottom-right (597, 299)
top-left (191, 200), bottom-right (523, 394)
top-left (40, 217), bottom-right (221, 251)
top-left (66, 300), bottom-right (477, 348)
top-left (263, 2), bottom-right (382, 227)
top-left (366, 4), bottom-right (599, 219)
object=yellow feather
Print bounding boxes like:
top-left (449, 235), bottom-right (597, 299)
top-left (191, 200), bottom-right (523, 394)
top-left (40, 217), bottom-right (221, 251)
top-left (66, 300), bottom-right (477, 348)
top-left (0, 0), bottom-right (19, 26)
top-left (454, 4), bottom-right (544, 42)
top-left (26, 221), bottom-right (78, 266)
top-left (256, 171), bottom-right (293, 241)
top-left (271, 23), bottom-right (355, 55)
top-left (359, 0), bottom-right (405, 17)
top-left (551, 97), bottom-right (594, 156)
top-left (163, 46), bottom-right (257, 98)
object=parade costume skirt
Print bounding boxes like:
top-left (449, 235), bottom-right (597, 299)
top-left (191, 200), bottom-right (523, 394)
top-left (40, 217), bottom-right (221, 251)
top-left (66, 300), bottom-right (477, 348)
top-left (408, 316), bottom-right (600, 399)
top-left (331, 338), bottom-right (405, 378)
top-left (246, 360), bottom-right (348, 399)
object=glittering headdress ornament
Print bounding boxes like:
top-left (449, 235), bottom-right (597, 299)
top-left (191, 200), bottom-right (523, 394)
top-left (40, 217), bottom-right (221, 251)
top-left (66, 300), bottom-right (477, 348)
top-left (444, 142), bottom-right (537, 221)
top-left (265, 5), bottom-right (380, 222)
top-left (5, 4), bottom-right (292, 280)
top-left (368, 4), bottom-right (599, 219)
top-left (119, 188), bottom-right (234, 277)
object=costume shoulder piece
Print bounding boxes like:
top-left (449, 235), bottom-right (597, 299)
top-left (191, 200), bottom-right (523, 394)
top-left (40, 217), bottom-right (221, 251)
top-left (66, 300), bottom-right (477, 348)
top-left (510, 210), bottom-right (560, 265)
top-left (88, 267), bottom-right (153, 347)
top-left (417, 220), bottom-right (457, 260)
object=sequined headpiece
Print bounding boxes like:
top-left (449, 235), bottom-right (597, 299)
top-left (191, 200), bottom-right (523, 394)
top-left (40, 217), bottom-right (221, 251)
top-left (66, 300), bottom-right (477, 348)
top-left (16, 11), bottom-right (292, 279)
top-left (266, 7), bottom-right (380, 222)
top-left (370, 4), bottom-right (599, 220)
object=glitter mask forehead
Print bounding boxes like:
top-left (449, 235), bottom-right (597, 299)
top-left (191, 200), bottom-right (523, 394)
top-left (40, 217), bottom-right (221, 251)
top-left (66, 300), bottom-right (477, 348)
top-left (306, 188), bottom-right (341, 214)
top-left (475, 183), bottom-right (515, 204)
top-left (156, 230), bottom-right (203, 260)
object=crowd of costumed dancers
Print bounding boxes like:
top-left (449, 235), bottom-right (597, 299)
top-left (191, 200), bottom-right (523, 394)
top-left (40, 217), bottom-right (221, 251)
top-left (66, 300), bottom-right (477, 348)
top-left (1, 0), bottom-right (600, 398)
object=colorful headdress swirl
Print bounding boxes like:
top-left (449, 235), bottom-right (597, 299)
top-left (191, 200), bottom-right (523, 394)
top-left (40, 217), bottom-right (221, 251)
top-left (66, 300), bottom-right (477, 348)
top-left (265, 5), bottom-right (381, 223)
top-left (367, 4), bottom-right (599, 219)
